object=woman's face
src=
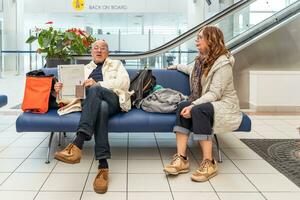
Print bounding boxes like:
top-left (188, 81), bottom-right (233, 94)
top-left (195, 31), bottom-right (208, 54)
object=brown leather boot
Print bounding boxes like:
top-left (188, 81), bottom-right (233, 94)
top-left (93, 168), bottom-right (109, 194)
top-left (54, 143), bottom-right (82, 164)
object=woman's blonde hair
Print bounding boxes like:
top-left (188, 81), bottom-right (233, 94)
top-left (197, 25), bottom-right (229, 76)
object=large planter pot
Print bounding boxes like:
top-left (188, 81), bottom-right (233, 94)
top-left (46, 58), bottom-right (71, 68)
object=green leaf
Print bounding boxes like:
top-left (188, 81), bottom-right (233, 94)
top-left (25, 35), bottom-right (37, 43)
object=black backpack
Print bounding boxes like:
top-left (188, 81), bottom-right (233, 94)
top-left (129, 69), bottom-right (156, 107)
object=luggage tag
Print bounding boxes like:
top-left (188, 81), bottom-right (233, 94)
top-left (75, 81), bottom-right (85, 99)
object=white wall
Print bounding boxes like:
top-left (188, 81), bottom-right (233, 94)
top-left (249, 71), bottom-right (300, 111)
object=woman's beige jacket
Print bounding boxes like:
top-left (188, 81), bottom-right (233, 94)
top-left (177, 54), bottom-right (242, 133)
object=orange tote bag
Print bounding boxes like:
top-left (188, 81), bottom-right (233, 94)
top-left (21, 75), bottom-right (53, 114)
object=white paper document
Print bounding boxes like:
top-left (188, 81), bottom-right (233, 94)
top-left (58, 64), bottom-right (86, 101)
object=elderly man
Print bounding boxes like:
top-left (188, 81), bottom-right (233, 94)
top-left (54, 40), bottom-right (131, 193)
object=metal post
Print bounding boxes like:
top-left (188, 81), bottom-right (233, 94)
top-left (118, 29), bottom-right (121, 51)
top-left (15, 52), bottom-right (20, 75)
top-left (29, 29), bottom-right (32, 71)
top-left (178, 29), bottom-right (182, 64)
top-left (46, 132), bottom-right (55, 164)
top-left (214, 135), bottom-right (223, 163)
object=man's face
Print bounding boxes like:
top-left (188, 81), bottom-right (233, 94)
top-left (91, 40), bottom-right (109, 63)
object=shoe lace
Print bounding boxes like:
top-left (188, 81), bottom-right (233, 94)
top-left (197, 159), bottom-right (211, 173)
top-left (66, 144), bottom-right (74, 154)
top-left (170, 154), bottom-right (181, 166)
top-left (96, 169), bottom-right (108, 180)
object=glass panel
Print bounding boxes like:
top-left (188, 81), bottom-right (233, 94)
top-left (116, 0), bottom-right (300, 69)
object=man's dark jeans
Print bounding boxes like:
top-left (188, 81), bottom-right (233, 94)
top-left (77, 84), bottom-right (121, 160)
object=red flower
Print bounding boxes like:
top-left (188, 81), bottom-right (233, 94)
top-left (45, 21), bottom-right (53, 24)
top-left (82, 37), bottom-right (89, 47)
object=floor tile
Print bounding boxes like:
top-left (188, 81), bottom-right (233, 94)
top-left (129, 138), bottom-right (157, 148)
top-left (0, 147), bottom-right (35, 158)
top-left (128, 147), bottom-right (160, 160)
top-left (110, 147), bottom-right (127, 160)
top-left (218, 192), bottom-right (265, 200)
top-left (210, 174), bottom-right (257, 192)
top-left (21, 132), bottom-right (50, 139)
top-left (0, 131), bottom-right (22, 138)
top-left (28, 147), bottom-right (59, 159)
top-left (129, 132), bottom-right (155, 139)
top-left (222, 148), bottom-right (262, 160)
top-left (0, 138), bottom-right (17, 147)
top-left (10, 137), bottom-right (45, 148)
top-left (168, 172), bottom-right (214, 192)
top-left (128, 159), bottom-right (164, 173)
top-left (81, 192), bottom-right (126, 200)
top-left (217, 159), bottom-right (241, 174)
top-left (85, 173), bottom-right (126, 192)
top-left (0, 173), bottom-right (48, 190)
top-left (108, 132), bottom-right (128, 139)
top-left (0, 191), bottom-right (37, 200)
top-left (262, 192), bottom-right (300, 200)
top-left (0, 158), bottom-right (24, 172)
top-left (128, 174), bottom-right (169, 191)
top-left (41, 173), bottom-right (88, 191)
top-left (128, 192), bottom-right (173, 200)
top-left (232, 159), bottom-right (279, 174)
top-left (155, 132), bottom-right (175, 139)
top-left (109, 139), bottom-right (128, 147)
top-left (53, 159), bottom-right (93, 173)
top-left (16, 159), bottom-right (57, 173)
top-left (35, 191), bottom-right (81, 200)
top-left (0, 173), bottom-right (10, 184)
top-left (157, 138), bottom-right (177, 148)
top-left (172, 192), bottom-right (219, 200)
top-left (246, 173), bottom-right (300, 192)
top-left (218, 134), bottom-right (249, 148)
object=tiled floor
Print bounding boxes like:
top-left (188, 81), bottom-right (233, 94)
top-left (0, 114), bottom-right (299, 200)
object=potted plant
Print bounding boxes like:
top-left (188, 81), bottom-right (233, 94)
top-left (26, 22), bottom-right (96, 68)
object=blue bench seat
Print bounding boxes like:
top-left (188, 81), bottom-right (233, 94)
top-left (0, 95), bottom-right (8, 108)
top-left (16, 68), bottom-right (251, 163)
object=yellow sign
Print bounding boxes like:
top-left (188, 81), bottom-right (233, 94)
top-left (72, 0), bottom-right (85, 11)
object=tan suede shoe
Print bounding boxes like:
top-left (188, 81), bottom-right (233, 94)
top-left (191, 159), bottom-right (218, 182)
top-left (54, 143), bottom-right (82, 164)
top-left (93, 168), bottom-right (109, 194)
top-left (164, 154), bottom-right (189, 175)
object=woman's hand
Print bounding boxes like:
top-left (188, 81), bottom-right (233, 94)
top-left (83, 78), bottom-right (96, 87)
top-left (180, 105), bottom-right (194, 118)
top-left (54, 82), bottom-right (63, 93)
top-left (167, 65), bottom-right (177, 70)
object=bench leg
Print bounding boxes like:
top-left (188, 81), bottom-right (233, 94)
top-left (46, 132), bottom-right (55, 164)
top-left (214, 135), bottom-right (222, 163)
top-left (58, 132), bottom-right (62, 146)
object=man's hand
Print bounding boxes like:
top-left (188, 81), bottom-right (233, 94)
top-left (54, 82), bottom-right (63, 93)
top-left (180, 105), bottom-right (194, 118)
top-left (167, 65), bottom-right (177, 70)
top-left (83, 78), bottom-right (96, 87)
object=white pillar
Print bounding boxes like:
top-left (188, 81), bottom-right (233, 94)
top-left (3, 0), bottom-right (24, 74)
top-left (186, 0), bottom-right (205, 63)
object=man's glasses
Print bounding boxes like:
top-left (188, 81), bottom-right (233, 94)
top-left (93, 46), bottom-right (107, 51)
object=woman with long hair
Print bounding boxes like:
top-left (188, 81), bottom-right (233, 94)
top-left (164, 25), bottom-right (242, 182)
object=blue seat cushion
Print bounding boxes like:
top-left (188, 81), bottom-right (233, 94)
top-left (0, 95), bottom-right (8, 108)
top-left (16, 108), bottom-right (251, 133)
top-left (16, 109), bottom-right (176, 133)
top-left (235, 112), bottom-right (252, 132)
